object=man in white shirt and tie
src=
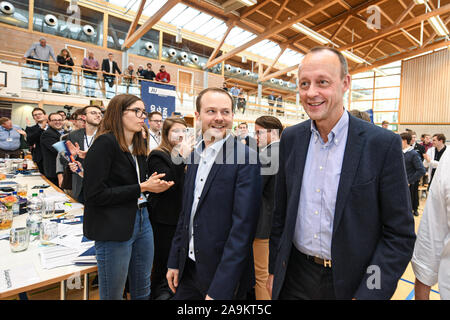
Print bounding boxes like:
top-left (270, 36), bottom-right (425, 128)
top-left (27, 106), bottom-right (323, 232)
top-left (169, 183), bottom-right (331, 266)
top-left (148, 111), bottom-right (163, 151)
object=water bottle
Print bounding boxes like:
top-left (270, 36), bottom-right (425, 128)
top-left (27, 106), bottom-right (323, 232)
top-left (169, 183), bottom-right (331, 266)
top-left (12, 191), bottom-right (20, 217)
top-left (38, 189), bottom-right (45, 205)
top-left (26, 193), bottom-right (43, 241)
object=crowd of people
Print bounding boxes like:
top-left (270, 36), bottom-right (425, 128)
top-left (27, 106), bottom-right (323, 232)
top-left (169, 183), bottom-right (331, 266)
top-left (23, 37), bottom-right (171, 97)
top-left (3, 45), bottom-right (448, 301)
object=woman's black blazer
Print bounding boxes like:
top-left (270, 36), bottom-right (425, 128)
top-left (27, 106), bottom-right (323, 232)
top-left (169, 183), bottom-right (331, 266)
top-left (83, 133), bottom-right (148, 241)
top-left (147, 149), bottom-right (185, 226)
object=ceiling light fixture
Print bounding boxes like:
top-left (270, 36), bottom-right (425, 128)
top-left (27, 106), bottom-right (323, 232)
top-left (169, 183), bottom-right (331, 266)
top-left (222, 0), bottom-right (257, 13)
top-left (292, 23), bottom-right (330, 44)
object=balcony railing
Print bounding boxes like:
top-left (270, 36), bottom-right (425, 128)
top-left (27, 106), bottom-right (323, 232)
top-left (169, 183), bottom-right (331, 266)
top-left (0, 50), bottom-right (306, 121)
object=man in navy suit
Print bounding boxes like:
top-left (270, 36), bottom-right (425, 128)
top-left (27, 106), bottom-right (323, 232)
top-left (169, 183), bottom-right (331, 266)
top-left (167, 87), bottom-right (261, 300)
top-left (267, 47), bottom-right (416, 300)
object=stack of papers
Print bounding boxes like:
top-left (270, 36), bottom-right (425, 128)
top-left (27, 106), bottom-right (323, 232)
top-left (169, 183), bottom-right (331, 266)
top-left (38, 217), bottom-right (96, 269)
top-left (72, 246), bottom-right (96, 265)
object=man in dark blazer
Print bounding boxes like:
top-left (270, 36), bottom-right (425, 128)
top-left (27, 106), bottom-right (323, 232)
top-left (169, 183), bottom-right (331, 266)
top-left (25, 107), bottom-right (48, 173)
top-left (40, 112), bottom-right (66, 186)
top-left (101, 53), bottom-right (121, 97)
top-left (167, 88), bottom-right (262, 300)
top-left (267, 47), bottom-right (415, 300)
top-left (237, 122), bottom-right (257, 151)
top-left (253, 115), bottom-right (283, 300)
top-left (400, 132), bottom-right (426, 216)
top-left (57, 106), bottom-right (102, 202)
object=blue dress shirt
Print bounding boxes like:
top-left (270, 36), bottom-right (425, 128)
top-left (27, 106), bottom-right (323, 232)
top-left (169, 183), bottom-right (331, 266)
top-left (293, 111), bottom-right (349, 260)
top-left (0, 125), bottom-right (22, 151)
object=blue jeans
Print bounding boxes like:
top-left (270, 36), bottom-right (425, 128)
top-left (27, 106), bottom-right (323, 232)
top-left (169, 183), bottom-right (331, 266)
top-left (84, 73), bottom-right (97, 97)
top-left (59, 71), bottom-right (72, 93)
top-left (95, 207), bottom-right (154, 300)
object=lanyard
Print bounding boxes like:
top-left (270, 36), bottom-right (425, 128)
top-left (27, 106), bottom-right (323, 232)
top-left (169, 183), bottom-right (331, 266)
top-left (150, 132), bottom-right (159, 144)
top-left (84, 135), bottom-right (94, 148)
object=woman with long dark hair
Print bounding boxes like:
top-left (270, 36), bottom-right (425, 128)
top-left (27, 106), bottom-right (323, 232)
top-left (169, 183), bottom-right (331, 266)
top-left (82, 94), bottom-right (174, 300)
top-left (56, 48), bottom-right (74, 94)
top-left (147, 117), bottom-right (192, 299)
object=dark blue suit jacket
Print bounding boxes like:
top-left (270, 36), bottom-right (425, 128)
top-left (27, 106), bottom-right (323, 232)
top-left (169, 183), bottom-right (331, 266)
top-left (269, 113), bottom-right (416, 300)
top-left (168, 136), bottom-right (262, 300)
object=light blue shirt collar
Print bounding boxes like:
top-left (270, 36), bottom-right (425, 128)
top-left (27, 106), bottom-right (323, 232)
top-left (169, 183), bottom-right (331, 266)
top-left (310, 110), bottom-right (349, 146)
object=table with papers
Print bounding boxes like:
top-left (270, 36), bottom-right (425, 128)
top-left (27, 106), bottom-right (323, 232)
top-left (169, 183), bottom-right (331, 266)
top-left (0, 173), bottom-right (97, 300)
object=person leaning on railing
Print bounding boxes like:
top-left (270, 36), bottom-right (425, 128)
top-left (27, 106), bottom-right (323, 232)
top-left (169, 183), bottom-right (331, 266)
top-left (56, 48), bottom-right (74, 94)
top-left (23, 37), bottom-right (57, 92)
top-left (82, 52), bottom-right (100, 98)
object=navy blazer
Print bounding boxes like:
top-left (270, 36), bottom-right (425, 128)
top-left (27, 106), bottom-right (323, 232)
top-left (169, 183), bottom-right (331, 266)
top-left (269, 113), bottom-right (416, 300)
top-left (167, 136), bottom-right (262, 300)
top-left (404, 150), bottom-right (426, 184)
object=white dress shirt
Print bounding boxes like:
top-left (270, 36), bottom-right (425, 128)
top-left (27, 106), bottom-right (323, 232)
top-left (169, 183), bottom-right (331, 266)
top-left (412, 150), bottom-right (450, 299)
top-left (149, 130), bottom-right (160, 151)
top-left (188, 135), bottom-right (229, 261)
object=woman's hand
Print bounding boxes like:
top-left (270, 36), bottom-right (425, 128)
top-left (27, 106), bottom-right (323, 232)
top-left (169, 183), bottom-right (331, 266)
top-left (177, 134), bottom-right (195, 158)
top-left (140, 172), bottom-right (174, 193)
top-left (69, 161), bottom-right (83, 177)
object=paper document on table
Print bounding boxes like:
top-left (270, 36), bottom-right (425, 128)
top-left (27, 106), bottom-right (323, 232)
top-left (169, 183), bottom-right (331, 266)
top-left (39, 245), bottom-right (80, 269)
top-left (0, 264), bottom-right (40, 293)
top-left (55, 202), bottom-right (84, 213)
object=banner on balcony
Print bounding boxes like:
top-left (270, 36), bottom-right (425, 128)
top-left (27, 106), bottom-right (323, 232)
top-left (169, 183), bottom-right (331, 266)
top-left (141, 81), bottom-right (176, 123)
top-left (364, 109), bottom-right (374, 123)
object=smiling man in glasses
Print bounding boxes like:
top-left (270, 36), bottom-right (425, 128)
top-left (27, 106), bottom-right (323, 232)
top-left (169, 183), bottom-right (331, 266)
top-left (40, 112), bottom-right (67, 186)
top-left (56, 106), bottom-right (103, 202)
top-left (148, 111), bottom-right (163, 151)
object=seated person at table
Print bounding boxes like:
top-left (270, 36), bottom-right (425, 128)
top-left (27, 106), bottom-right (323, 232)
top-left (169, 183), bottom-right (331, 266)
top-left (0, 117), bottom-right (27, 158)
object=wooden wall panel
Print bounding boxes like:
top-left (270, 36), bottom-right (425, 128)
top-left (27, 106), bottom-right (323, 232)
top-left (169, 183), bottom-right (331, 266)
top-left (400, 49), bottom-right (450, 124)
top-left (0, 25), bottom-right (124, 72)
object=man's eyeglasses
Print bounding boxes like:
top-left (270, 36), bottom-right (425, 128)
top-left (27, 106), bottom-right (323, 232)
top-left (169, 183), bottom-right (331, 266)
top-left (50, 119), bottom-right (63, 122)
top-left (87, 111), bottom-right (103, 117)
top-left (149, 120), bottom-right (163, 124)
top-left (125, 108), bottom-right (148, 119)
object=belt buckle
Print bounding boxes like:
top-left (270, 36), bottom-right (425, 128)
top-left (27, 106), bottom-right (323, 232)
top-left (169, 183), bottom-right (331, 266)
top-left (323, 259), bottom-right (332, 268)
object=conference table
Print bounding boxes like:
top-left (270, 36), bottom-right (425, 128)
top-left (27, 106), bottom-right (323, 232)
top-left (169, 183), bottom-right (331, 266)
top-left (0, 169), bottom-right (97, 300)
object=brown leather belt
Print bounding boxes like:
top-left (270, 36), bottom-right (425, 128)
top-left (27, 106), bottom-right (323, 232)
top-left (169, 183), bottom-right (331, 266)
top-left (305, 254), bottom-right (332, 268)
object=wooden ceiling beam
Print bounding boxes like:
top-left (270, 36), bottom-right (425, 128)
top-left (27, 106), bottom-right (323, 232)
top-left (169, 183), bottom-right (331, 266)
top-left (286, 0), bottom-right (386, 46)
top-left (207, 20), bottom-right (237, 65)
top-left (350, 39), bottom-right (450, 74)
top-left (262, 45), bottom-right (288, 78)
top-left (268, 0), bottom-right (289, 29)
top-left (122, 0), bottom-right (182, 49)
top-left (394, 0), bottom-right (416, 25)
top-left (125, 0), bottom-right (146, 41)
top-left (338, 3), bottom-right (450, 51)
top-left (240, 0), bottom-right (273, 20)
top-left (422, 15), bottom-right (450, 47)
top-left (363, 39), bottom-right (383, 60)
top-left (206, 0), bottom-right (339, 68)
top-left (260, 64), bottom-right (300, 82)
top-left (330, 15), bottom-right (352, 42)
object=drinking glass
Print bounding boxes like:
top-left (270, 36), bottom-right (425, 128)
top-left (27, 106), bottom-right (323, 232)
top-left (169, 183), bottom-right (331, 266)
top-left (42, 200), bottom-right (55, 219)
top-left (17, 184), bottom-right (28, 198)
top-left (0, 206), bottom-right (13, 230)
top-left (40, 221), bottom-right (58, 245)
top-left (10, 227), bottom-right (30, 252)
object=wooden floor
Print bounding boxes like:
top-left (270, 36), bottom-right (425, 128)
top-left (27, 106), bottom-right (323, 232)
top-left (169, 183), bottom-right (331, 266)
top-left (3, 192), bottom-right (441, 300)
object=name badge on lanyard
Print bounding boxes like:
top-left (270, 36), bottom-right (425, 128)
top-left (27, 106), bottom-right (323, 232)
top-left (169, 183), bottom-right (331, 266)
top-left (6, 138), bottom-right (12, 142)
